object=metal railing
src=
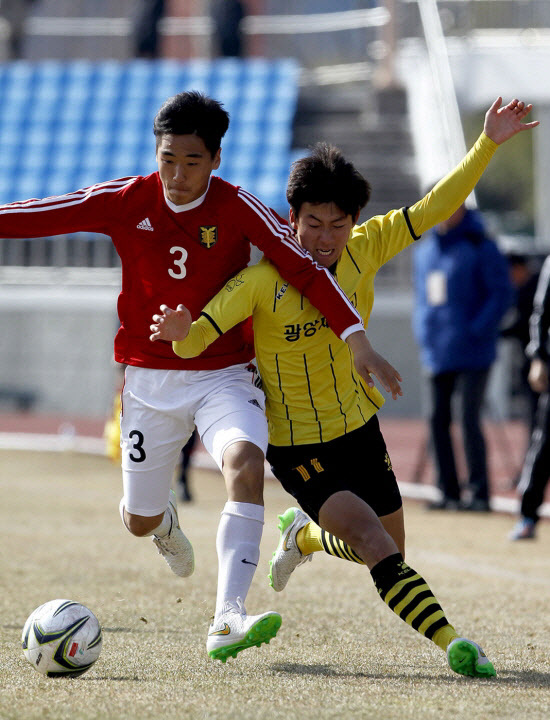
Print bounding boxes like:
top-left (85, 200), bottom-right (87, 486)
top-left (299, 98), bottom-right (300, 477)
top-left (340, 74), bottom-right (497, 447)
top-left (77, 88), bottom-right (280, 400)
top-left (22, 8), bottom-right (390, 38)
top-left (0, 235), bottom-right (121, 269)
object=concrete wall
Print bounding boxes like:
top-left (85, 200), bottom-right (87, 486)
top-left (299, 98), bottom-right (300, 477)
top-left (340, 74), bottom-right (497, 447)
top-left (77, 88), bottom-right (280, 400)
top-left (0, 279), bottom-right (118, 419)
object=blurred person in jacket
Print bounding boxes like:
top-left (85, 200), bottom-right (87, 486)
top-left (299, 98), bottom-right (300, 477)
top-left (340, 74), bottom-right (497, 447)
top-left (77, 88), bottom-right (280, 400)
top-left (510, 255), bottom-right (550, 539)
top-left (413, 204), bottom-right (512, 511)
top-left (501, 252), bottom-right (541, 485)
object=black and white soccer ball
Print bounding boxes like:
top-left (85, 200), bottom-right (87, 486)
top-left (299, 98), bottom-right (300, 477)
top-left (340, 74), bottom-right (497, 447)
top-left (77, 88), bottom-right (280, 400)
top-left (21, 599), bottom-right (102, 677)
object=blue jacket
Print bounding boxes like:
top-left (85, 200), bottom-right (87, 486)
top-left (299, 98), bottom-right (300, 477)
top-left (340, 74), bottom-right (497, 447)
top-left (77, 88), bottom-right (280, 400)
top-left (412, 209), bottom-right (512, 373)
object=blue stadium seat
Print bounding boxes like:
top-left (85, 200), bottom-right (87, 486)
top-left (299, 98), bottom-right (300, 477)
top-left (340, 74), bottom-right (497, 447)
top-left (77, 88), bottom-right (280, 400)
top-left (0, 58), bottom-right (299, 213)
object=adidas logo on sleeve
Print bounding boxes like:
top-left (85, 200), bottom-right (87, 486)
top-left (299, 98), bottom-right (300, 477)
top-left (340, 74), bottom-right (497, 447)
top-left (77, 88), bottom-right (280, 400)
top-left (137, 217), bottom-right (154, 231)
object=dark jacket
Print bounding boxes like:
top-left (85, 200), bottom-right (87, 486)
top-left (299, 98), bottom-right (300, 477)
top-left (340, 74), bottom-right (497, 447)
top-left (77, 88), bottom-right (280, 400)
top-left (527, 255), bottom-right (550, 362)
top-left (413, 209), bottom-right (512, 373)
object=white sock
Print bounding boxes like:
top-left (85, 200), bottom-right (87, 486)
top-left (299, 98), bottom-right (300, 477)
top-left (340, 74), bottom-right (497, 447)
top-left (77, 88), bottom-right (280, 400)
top-left (150, 507), bottom-right (173, 538)
top-left (118, 497), bottom-right (173, 537)
top-left (215, 501), bottom-right (264, 618)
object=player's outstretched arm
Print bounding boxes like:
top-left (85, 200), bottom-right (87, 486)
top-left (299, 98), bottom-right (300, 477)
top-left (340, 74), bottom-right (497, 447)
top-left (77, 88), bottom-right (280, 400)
top-left (150, 304), bottom-right (192, 342)
top-left (346, 331), bottom-right (403, 400)
top-left (406, 96), bottom-right (538, 239)
top-left (483, 97), bottom-right (539, 145)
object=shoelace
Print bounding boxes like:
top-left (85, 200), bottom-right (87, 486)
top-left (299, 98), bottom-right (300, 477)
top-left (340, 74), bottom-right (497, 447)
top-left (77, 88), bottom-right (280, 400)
top-left (218, 596), bottom-right (246, 618)
top-left (154, 536), bottom-right (177, 555)
top-left (233, 596), bottom-right (246, 617)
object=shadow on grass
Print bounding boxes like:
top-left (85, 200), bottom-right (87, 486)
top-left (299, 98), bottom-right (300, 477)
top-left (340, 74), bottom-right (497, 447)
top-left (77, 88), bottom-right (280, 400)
top-left (492, 669), bottom-right (550, 689)
top-left (91, 675), bottom-right (143, 682)
top-left (102, 626), bottom-right (186, 634)
top-left (271, 663), bottom-right (550, 687)
top-left (271, 662), bottom-right (467, 682)
top-left (5, 624), bottom-right (184, 635)
top-left (271, 662), bottom-right (397, 680)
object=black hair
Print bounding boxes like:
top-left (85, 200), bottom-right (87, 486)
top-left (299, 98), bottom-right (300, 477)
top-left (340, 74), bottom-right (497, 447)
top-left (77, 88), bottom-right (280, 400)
top-left (153, 90), bottom-right (230, 156)
top-left (286, 143), bottom-right (371, 219)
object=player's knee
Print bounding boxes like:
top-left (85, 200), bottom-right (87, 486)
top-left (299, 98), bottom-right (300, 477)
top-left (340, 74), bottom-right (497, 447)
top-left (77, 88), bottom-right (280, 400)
top-left (124, 511), bottom-right (163, 537)
top-left (222, 442), bottom-right (265, 503)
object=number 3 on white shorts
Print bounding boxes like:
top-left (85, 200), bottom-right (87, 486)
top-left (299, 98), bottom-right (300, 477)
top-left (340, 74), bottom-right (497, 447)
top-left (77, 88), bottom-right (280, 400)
top-left (128, 429), bottom-right (146, 462)
top-left (168, 246), bottom-right (188, 279)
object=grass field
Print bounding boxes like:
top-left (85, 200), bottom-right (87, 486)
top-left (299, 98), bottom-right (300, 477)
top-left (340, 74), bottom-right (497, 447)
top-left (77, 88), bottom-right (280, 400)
top-left (1, 449), bottom-right (549, 720)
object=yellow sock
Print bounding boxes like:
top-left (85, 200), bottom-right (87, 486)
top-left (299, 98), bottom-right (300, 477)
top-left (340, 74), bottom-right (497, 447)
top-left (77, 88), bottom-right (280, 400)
top-left (433, 624), bottom-right (459, 652)
top-left (296, 522), bottom-right (323, 555)
top-left (371, 553), bottom-right (457, 651)
top-left (296, 522), bottom-right (365, 564)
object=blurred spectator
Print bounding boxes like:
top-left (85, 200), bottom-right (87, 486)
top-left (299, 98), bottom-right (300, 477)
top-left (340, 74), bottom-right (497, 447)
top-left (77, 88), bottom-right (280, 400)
top-left (501, 252), bottom-right (541, 477)
top-left (0, 0), bottom-right (35, 59)
top-left (133, 0), bottom-right (165, 59)
top-left (104, 364), bottom-right (125, 464)
top-left (510, 255), bottom-right (550, 540)
top-left (412, 204), bottom-right (512, 512)
top-left (211, 0), bottom-right (246, 58)
top-left (177, 429), bottom-right (197, 503)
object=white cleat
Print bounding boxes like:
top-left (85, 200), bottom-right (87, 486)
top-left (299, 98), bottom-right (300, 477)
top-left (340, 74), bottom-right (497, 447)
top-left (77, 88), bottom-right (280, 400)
top-left (269, 507), bottom-right (312, 592)
top-left (207, 598), bottom-right (281, 663)
top-left (153, 489), bottom-right (194, 577)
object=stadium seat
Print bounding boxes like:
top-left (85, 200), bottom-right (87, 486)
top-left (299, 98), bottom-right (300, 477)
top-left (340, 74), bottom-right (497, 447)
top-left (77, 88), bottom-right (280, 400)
top-left (0, 58), bottom-right (299, 213)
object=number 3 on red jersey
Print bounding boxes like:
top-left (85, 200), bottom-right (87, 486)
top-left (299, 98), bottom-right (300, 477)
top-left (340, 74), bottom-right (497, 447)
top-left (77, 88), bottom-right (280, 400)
top-left (168, 246), bottom-right (188, 279)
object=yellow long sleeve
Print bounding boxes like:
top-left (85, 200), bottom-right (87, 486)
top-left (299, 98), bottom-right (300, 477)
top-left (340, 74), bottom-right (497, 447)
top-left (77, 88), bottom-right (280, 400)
top-left (172, 315), bottom-right (221, 359)
top-left (408, 131), bottom-right (498, 235)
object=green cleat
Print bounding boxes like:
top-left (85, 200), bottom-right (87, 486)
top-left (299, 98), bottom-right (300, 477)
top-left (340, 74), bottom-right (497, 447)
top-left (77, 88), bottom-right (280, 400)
top-left (269, 507), bottom-right (312, 592)
top-left (207, 598), bottom-right (281, 663)
top-left (447, 638), bottom-right (496, 678)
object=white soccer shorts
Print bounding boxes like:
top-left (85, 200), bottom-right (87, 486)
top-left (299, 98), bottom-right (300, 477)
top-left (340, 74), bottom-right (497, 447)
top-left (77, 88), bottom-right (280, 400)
top-left (120, 364), bottom-right (268, 517)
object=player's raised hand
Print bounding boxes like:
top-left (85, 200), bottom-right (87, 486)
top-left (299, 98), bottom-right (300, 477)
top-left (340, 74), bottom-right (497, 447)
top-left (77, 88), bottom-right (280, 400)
top-left (484, 97), bottom-right (539, 145)
top-left (346, 330), bottom-right (403, 400)
top-left (150, 303), bottom-right (192, 342)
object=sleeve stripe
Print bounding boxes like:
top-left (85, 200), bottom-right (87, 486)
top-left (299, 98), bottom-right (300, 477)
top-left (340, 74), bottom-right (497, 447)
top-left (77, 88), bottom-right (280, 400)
top-left (0, 177), bottom-right (138, 214)
top-left (237, 187), bottom-right (362, 328)
top-left (238, 187), bottom-right (342, 264)
top-left (238, 187), bottom-right (311, 256)
top-left (238, 187), bottom-right (294, 238)
top-left (200, 311), bottom-right (223, 336)
top-left (237, 188), bottom-right (290, 241)
top-left (239, 189), bottom-right (315, 259)
top-left (316, 264), bottom-right (363, 325)
top-left (403, 206), bottom-right (421, 241)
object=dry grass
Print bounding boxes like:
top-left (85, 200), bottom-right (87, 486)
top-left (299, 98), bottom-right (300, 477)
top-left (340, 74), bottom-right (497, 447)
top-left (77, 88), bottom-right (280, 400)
top-left (0, 450), bottom-right (549, 720)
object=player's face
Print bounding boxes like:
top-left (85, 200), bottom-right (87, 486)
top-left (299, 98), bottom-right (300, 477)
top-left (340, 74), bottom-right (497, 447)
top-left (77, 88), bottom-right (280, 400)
top-left (291, 202), bottom-right (355, 268)
top-left (156, 134), bottom-right (221, 205)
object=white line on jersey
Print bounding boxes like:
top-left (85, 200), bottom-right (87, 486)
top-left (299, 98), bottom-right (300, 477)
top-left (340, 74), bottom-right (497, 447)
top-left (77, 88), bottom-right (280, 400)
top-left (0, 177), bottom-right (139, 214)
top-left (237, 188), bottom-right (293, 241)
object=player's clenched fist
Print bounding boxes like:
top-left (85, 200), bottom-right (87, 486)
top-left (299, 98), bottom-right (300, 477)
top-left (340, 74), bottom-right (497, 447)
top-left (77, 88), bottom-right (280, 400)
top-left (150, 303), bottom-right (192, 342)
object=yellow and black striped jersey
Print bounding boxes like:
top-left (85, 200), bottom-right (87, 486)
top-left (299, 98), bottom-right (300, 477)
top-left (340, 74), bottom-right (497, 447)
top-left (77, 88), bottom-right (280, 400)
top-left (174, 132), bottom-right (497, 446)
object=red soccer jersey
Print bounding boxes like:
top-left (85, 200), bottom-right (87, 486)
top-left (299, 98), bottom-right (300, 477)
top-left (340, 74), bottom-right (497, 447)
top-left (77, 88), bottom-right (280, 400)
top-left (0, 174), bottom-right (363, 370)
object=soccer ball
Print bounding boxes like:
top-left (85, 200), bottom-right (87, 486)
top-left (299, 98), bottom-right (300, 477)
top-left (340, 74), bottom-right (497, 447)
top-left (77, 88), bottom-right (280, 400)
top-left (21, 599), bottom-right (102, 677)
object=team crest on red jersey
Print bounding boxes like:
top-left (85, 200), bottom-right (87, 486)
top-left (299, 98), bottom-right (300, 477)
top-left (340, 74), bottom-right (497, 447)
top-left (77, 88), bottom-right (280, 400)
top-left (199, 226), bottom-right (218, 248)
